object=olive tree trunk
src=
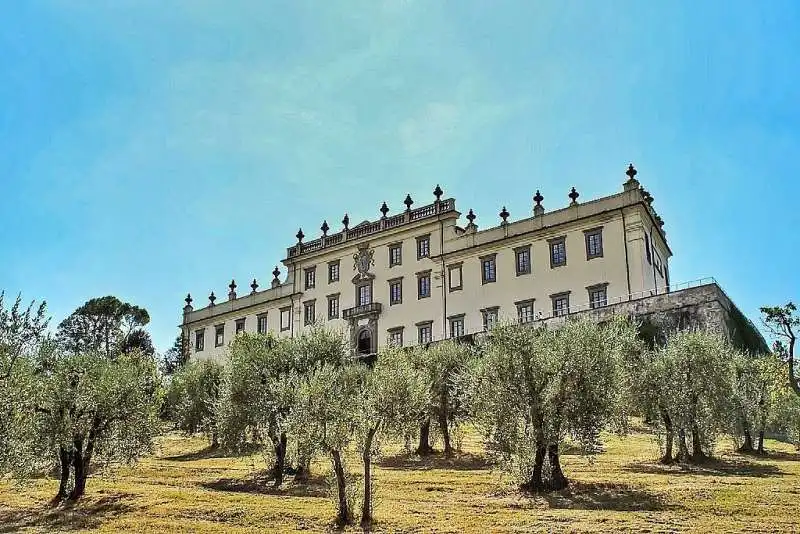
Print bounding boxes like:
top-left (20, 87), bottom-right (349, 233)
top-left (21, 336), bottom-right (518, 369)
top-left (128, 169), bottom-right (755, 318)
top-left (271, 432), bottom-right (288, 487)
top-left (360, 425), bottom-right (378, 525)
top-left (660, 408), bottom-right (674, 464)
top-left (330, 449), bottom-right (350, 525)
top-left (416, 417), bottom-right (433, 455)
top-left (547, 443), bottom-right (568, 490)
top-left (438, 390), bottom-right (452, 456)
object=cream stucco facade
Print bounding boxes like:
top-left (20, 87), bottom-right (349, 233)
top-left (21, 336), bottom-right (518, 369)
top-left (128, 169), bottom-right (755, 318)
top-left (181, 165), bottom-right (672, 361)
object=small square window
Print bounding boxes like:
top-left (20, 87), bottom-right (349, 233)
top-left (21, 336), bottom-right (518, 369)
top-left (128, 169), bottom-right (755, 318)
top-left (417, 235), bottom-right (430, 259)
top-left (481, 307), bottom-right (499, 331)
top-left (448, 263), bottom-right (463, 291)
top-left (304, 267), bottom-right (316, 290)
top-left (449, 316), bottom-right (465, 338)
top-left (327, 295), bottom-right (340, 319)
top-left (417, 272), bottom-right (431, 299)
top-left (257, 314), bottom-right (268, 334)
top-left (328, 261), bottom-right (340, 283)
top-left (280, 307), bottom-right (291, 332)
top-left (215, 324), bottom-right (225, 347)
top-left (515, 246), bottom-right (531, 276)
top-left (389, 279), bottom-right (403, 305)
top-left (389, 244), bottom-right (402, 267)
top-left (304, 300), bottom-right (316, 326)
top-left (551, 293), bottom-right (570, 317)
top-left (194, 329), bottom-right (205, 351)
top-left (588, 285), bottom-right (608, 309)
top-left (418, 323), bottom-right (433, 344)
top-left (480, 254), bottom-right (497, 284)
top-left (235, 318), bottom-right (246, 335)
top-left (549, 237), bottom-right (567, 268)
top-left (388, 328), bottom-right (403, 347)
top-left (585, 228), bottom-right (603, 259)
top-left (516, 300), bottom-right (534, 324)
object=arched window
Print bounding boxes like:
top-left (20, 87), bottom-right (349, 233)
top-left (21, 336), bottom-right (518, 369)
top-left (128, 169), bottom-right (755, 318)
top-left (357, 329), bottom-right (372, 355)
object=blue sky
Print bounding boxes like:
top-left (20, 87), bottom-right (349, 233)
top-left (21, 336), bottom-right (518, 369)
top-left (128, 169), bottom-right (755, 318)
top-left (1, 0), bottom-right (798, 352)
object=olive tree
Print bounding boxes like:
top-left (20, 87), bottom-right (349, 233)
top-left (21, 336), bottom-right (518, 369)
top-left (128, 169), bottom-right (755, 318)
top-left (358, 347), bottom-right (427, 525)
top-left (467, 317), bottom-right (638, 491)
top-left (408, 340), bottom-right (474, 456)
top-left (653, 331), bottom-right (735, 462)
top-left (760, 303), bottom-right (800, 397)
top-left (733, 350), bottom-right (783, 453)
top-left (292, 362), bottom-right (363, 525)
top-left (167, 358), bottom-right (224, 447)
top-left (8, 350), bottom-right (161, 502)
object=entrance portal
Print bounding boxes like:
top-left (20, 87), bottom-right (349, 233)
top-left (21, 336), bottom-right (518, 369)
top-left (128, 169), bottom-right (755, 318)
top-left (357, 329), bottom-right (373, 356)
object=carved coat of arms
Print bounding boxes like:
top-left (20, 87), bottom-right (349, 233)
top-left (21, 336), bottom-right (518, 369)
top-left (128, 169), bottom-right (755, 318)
top-left (352, 246), bottom-right (375, 282)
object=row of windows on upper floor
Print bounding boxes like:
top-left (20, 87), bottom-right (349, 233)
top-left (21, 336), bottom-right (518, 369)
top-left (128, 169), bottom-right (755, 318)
top-left (192, 282), bottom-right (610, 352)
top-left (302, 228), bottom-right (606, 291)
top-left (389, 283), bottom-right (609, 346)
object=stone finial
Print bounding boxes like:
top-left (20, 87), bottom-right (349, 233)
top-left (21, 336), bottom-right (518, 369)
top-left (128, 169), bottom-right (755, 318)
top-left (183, 293), bottom-right (193, 313)
top-left (321, 220), bottom-right (329, 237)
top-left (296, 228), bottom-right (304, 244)
top-left (624, 163), bottom-right (640, 191)
top-left (466, 209), bottom-right (476, 225)
top-left (433, 184), bottom-right (443, 201)
top-left (250, 278), bottom-right (259, 293)
top-left (272, 266), bottom-right (281, 288)
top-left (568, 187), bottom-right (580, 206)
top-left (209, 292), bottom-right (216, 306)
top-left (533, 190), bottom-right (545, 216)
top-left (228, 279), bottom-right (237, 300)
top-left (404, 194), bottom-right (414, 211)
top-left (499, 206), bottom-right (510, 225)
top-left (380, 202), bottom-right (389, 218)
top-left (342, 213), bottom-right (350, 231)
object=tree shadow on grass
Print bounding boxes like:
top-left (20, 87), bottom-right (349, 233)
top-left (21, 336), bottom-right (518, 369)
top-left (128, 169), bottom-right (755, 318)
top-left (200, 473), bottom-right (328, 498)
top-left (376, 451), bottom-right (492, 471)
top-left (161, 442), bottom-right (264, 462)
top-left (532, 482), bottom-right (680, 512)
top-left (0, 493), bottom-right (136, 533)
top-left (624, 457), bottom-right (784, 477)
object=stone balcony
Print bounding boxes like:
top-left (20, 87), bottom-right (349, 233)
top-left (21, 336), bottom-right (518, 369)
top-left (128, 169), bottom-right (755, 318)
top-left (342, 302), bottom-right (382, 320)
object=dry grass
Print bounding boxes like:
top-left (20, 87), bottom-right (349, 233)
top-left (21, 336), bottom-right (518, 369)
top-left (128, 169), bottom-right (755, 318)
top-left (2, 426), bottom-right (800, 533)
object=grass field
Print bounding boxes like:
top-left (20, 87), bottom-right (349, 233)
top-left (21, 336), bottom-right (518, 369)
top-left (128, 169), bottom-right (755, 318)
top-left (1, 425), bottom-right (799, 533)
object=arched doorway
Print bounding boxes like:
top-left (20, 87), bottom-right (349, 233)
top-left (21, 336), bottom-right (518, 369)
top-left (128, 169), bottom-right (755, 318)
top-left (357, 328), bottom-right (373, 356)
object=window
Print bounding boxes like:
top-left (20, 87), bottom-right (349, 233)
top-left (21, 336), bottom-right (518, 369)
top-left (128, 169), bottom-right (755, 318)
top-left (481, 307), bottom-right (499, 331)
top-left (449, 315), bottom-right (465, 338)
top-left (357, 283), bottom-right (372, 306)
top-left (304, 267), bottom-right (316, 290)
top-left (585, 228), bottom-right (603, 259)
top-left (257, 314), bottom-right (268, 334)
top-left (388, 327), bottom-right (404, 347)
top-left (235, 318), bottom-right (246, 335)
top-left (515, 246), bottom-right (531, 276)
top-left (551, 293), bottom-right (570, 317)
top-left (417, 235), bottom-right (430, 259)
top-left (303, 300), bottom-right (316, 326)
top-left (588, 284), bottom-right (608, 309)
top-left (280, 307), bottom-right (291, 331)
top-left (215, 324), bottom-right (225, 347)
top-left (549, 237), bottom-right (567, 268)
top-left (516, 300), bottom-right (535, 324)
top-left (448, 263), bottom-right (463, 291)
top-left (417, 271), bottom-right (431, 299)
top-left (644, 233), bottom-right (652, 264)
top-left (389, 278), bottom-right (403, 305)
top-left (480, 254), bottom-right (497, 284)
top-left (417, 322), bottom-right (433, 344)
top-left (194, 329), bottom-right (205, 351)
top-left (654, 251), bottom-right (663, 275)
top-left (328, 261), bottom-right (340, 283)
top-left (389, 243), bottom-right (402, 267)
top-left (327, 294), bottom-right (340, 319)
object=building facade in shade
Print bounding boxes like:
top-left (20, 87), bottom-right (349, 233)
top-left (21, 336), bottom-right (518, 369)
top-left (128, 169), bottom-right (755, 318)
top-left (181, 164), bottom-right (672, 361)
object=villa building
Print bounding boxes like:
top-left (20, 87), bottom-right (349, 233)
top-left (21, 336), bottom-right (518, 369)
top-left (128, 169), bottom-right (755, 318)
top-left (181, 164), bottom-right (728, 361)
